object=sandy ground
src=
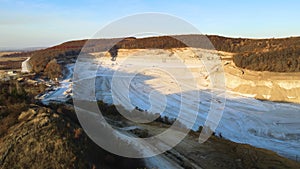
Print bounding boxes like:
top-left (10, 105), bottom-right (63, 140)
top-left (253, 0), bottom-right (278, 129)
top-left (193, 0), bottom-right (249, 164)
top-left (222, 53), bottom-right (300, 104)
top-left (136, 121), bottom-right (300, 169)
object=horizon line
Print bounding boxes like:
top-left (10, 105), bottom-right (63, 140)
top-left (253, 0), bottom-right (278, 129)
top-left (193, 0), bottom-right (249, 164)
top-left (1, 33), bottom-right (299, 50)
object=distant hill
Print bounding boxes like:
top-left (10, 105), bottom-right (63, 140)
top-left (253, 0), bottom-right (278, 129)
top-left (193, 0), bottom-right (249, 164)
top-left (0, 47), bottom-right (46, 52)
top-left (4, 35), bottom-right (300, 78)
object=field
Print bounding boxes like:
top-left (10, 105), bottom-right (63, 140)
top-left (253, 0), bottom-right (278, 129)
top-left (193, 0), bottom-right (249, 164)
top-left (0, 52), bottom-right (27, 72)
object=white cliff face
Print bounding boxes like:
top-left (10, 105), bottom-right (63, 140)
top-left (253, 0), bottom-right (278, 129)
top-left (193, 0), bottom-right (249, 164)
top-left (45, 48), bottom-right (300, 159)
top-left (21, 57), bottom-right (32, 73)
top-left (93, 49), bottom-right (300, 159)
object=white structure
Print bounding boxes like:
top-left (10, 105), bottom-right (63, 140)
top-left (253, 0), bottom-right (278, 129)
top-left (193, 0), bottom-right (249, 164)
top-left (21, 57), bottom-right (32, 73)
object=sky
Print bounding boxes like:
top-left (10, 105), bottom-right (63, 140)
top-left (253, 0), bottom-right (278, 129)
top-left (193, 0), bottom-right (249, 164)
top-left (0, 0), bottom-right (299, 48)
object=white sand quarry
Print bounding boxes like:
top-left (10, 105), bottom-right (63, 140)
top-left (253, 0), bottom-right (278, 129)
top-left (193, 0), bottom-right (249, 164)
top-left (47, 48), bottom-right (300, 159)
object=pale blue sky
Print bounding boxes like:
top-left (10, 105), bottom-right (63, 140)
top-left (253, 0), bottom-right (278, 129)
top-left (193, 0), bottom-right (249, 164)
top-left (0, 0), bottom-right (299, 48)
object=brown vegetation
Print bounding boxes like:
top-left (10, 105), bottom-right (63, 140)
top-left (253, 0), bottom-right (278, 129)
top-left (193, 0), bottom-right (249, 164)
top-left (0, 80), bottom-right (145, 168)
top-left (44, 59), bottom-right (62, 80)
top-left (0, 80), bottom-right (45, 137)
top-left (0, 60), bottom-right (22, 70)
top-left (0, 52), bottom-right (27, 70)
top-left (4, 35), bottom-right (300, 78)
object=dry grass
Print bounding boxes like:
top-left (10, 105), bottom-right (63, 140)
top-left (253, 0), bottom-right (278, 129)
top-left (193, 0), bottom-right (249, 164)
top-left (0, 52), bottom-right (27, 70)
top-left (0, 52), bottom-right (19, 57)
